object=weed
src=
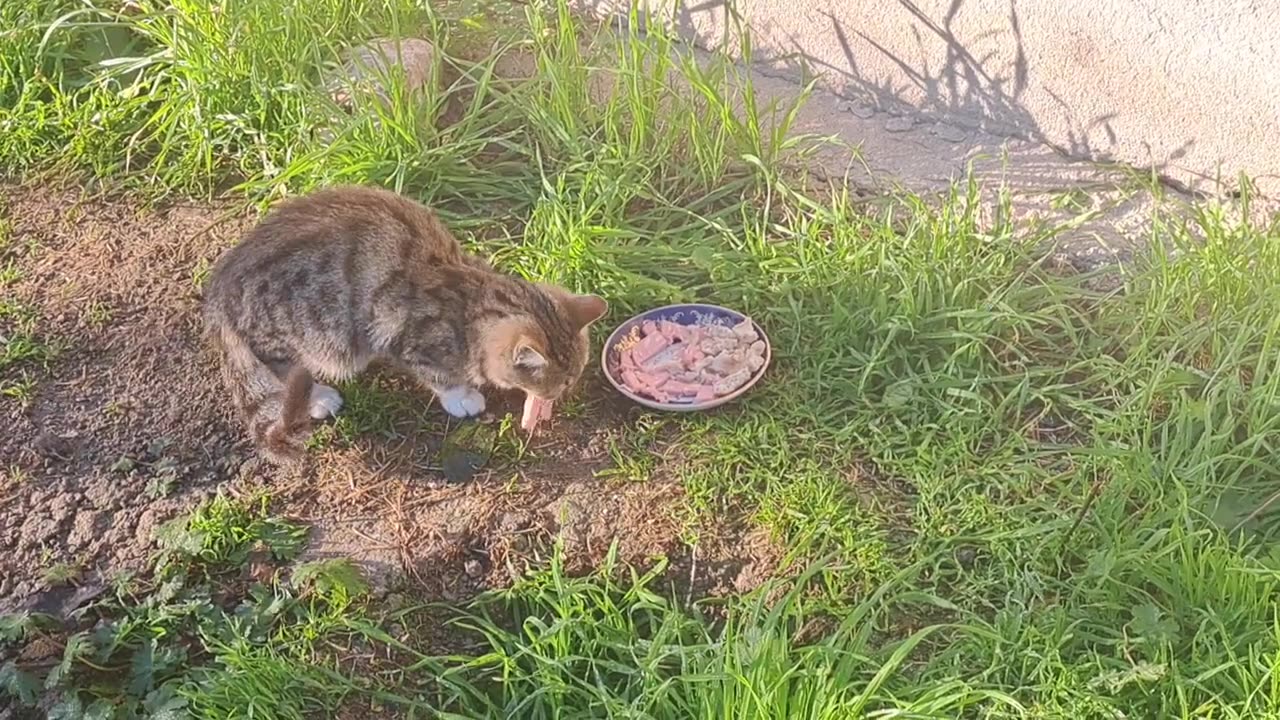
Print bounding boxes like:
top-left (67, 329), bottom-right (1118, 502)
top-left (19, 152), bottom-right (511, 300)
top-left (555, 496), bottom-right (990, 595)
top-left (3, 464), bottom-right (30, 486)
top-left (189, 256), bottom-right (212, 290)
top-left (0, 373), bottom-right (37, 405)
top-left (39, 560), bottom-right (81, 588)
top-left (1, 497), bottom-right (364, 719)
top-left (597, 415), bottom-right (666, 482)
top-left (153, 493), bottom-right (306, 577)
top-left (144, 472), bottom-right (175, 500)
top-left (83, 299), bottom-right (113, 328)
top-left (0, 259), bottom-right (19, 286)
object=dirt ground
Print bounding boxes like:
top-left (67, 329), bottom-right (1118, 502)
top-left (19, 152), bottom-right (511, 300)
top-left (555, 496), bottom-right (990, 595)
top-left (0, 182), bottom-right (781, 613)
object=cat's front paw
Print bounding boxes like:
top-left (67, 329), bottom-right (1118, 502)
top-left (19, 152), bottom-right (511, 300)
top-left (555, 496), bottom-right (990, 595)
top-left (438, 386), bottom-right (486, 418)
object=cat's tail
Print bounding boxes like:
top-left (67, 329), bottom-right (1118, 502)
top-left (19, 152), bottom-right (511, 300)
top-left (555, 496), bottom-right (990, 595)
top-left (207, 319), bottom-right (315, 465)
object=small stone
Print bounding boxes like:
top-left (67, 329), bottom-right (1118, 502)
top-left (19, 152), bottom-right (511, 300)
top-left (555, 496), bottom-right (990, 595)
top-left (33, 431), bottom-right (75, 461)
top-left (111, 455), bottom-right (137, 474)
top-left (884, 116), bottom-right (915, 133)
top-left (146, 437), bottom-right (172, 459)
top-left (840, 101), bottom-right (878, 119)
top-left (464, 558), bottom-right (484, 578)
top-left (19, 512), bottom-right (64, 545)
top-left (498, 511), bottom-right (529, 533)
top-left (68, 510), bottom-right (107, 551)
top-left (330, 37), bottom-right (438, 108)
top-left (932, 122), bottom-right (968, 143)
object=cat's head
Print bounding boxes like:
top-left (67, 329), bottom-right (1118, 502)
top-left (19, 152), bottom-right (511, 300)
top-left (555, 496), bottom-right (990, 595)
top-left (479, 284), bottom-right (609, 401)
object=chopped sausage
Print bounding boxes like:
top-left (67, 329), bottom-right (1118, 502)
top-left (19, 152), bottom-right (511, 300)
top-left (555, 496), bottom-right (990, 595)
top-left (632, 332), bottom-right (671, 364)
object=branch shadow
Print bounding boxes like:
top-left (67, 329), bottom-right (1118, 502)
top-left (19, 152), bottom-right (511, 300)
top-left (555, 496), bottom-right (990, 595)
top-left (590, 0), bottom-right (1197, 177)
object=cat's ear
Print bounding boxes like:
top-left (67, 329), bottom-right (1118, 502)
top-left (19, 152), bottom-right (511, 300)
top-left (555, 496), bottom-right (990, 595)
top-left (566, 294), bottom-right (608, 329)
top-left (513, 343), bottom-right (548, 371)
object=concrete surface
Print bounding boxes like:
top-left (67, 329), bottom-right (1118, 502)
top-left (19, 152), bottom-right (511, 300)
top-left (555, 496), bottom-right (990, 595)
top-left (579, 0), bottom-right (1280, 199)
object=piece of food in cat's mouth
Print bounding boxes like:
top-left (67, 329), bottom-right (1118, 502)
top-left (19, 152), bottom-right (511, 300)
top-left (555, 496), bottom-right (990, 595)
top-left (521, 393), bottom-right (554, 432)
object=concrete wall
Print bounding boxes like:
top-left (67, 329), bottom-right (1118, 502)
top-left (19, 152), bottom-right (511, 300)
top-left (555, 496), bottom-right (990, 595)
top-left (580, 0), bottom-right (1280, 198)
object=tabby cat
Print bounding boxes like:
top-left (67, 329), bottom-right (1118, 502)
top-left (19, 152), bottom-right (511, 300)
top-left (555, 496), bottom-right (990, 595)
top-left (201, 186), bottom-right (608, 463)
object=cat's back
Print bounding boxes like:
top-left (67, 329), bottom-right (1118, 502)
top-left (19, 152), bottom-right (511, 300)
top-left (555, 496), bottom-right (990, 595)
top-left (204, 186), bottom-right (466, 308)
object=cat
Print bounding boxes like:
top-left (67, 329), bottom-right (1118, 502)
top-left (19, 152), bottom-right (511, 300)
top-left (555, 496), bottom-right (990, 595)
top-left (201, 185), bottom-right (608, 464)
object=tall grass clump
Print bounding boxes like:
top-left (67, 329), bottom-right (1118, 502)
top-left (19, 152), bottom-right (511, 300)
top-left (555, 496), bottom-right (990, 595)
top-left (404, 546), bottom-right (1017, 719)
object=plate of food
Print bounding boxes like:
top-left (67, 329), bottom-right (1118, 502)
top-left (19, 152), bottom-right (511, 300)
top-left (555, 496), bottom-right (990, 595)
top-left (602, 303), bottom-right (771, 411)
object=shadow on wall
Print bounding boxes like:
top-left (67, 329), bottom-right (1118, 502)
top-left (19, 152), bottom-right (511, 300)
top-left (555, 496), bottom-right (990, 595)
top-left (586, 0), bottom-right (1197, 182)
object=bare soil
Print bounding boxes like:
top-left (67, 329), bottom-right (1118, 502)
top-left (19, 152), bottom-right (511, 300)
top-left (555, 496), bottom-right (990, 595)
top-left (0, 183), bottom-right (781, 613)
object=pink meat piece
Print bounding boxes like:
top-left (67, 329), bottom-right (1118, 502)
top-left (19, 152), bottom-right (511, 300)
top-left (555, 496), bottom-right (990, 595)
top-left (621, 368), bottom-right (643, 389)
top-left (622, 366), bottom-right (674, 402)
top-left (659, 320), bottom-right (702, 344)
top-left (631, 332), bottom-right (671, 364)
top-left (620, 347), bottom-right (638, 371)
top-left (644, 354), bottom-right (685, 374)
top-left (643, 370), bottom-right (670, 387)
top-left (681, 342), bottom-right (705, 365)
top-left (695, 387), bottom-right (715, 402)
top-left (641, 320), bottom-right (660, 336)
top-left (663, 379), bottom-right (711, 398)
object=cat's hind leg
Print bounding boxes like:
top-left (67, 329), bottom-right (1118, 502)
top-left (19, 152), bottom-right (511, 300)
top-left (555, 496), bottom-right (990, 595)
top-left (208, 321), bottom-right (315, 464)
top-left (294, 347), bottom-right (366, 420)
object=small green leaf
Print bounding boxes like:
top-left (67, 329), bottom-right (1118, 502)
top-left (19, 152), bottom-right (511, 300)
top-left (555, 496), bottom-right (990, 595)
top-left (689, 246), bottom-right (716, 269)
top-left (110, 455), bottom-right (136, 473)
top-left (0, 612), bottom-right (33, 644)
top-left (1089, 661), bottom-right (1167, 693)
top-left (291, 558), bottom-right (369, 601)
top-left (144, 680), bottom-right (189, 719)
top-left (1130, 602), bottom-right (1179, 642)
top-left (83, 698), bottom-right (115, 720)
top-left (1, 660), bottom-right (41, 706)
top-left (47, 694), bottom-right (85, 720)
top-left (46, 632), bottom-right (94, 690)
top-left (127, 637), bottom-right (156, 698)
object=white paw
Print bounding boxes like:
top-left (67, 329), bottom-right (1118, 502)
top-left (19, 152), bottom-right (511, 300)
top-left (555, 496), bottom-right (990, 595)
top-left (438, 386), bottom-right (486, 418)
top-left (309, 384), bottom-right (344, 420)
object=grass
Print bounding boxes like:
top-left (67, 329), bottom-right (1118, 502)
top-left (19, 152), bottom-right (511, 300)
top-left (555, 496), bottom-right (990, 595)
top-left (2, 0), bottom-right (1280, 717)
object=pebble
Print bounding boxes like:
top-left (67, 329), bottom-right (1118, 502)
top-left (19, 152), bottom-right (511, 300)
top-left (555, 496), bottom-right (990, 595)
top-left (839, 100), bottom-right (878, 119)
top-left (884, 116), bottom-right (915, 133)
top-left (329, 38), bottom-right (438, 108)
top-left (932, 122), bottom-right (968, 143)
